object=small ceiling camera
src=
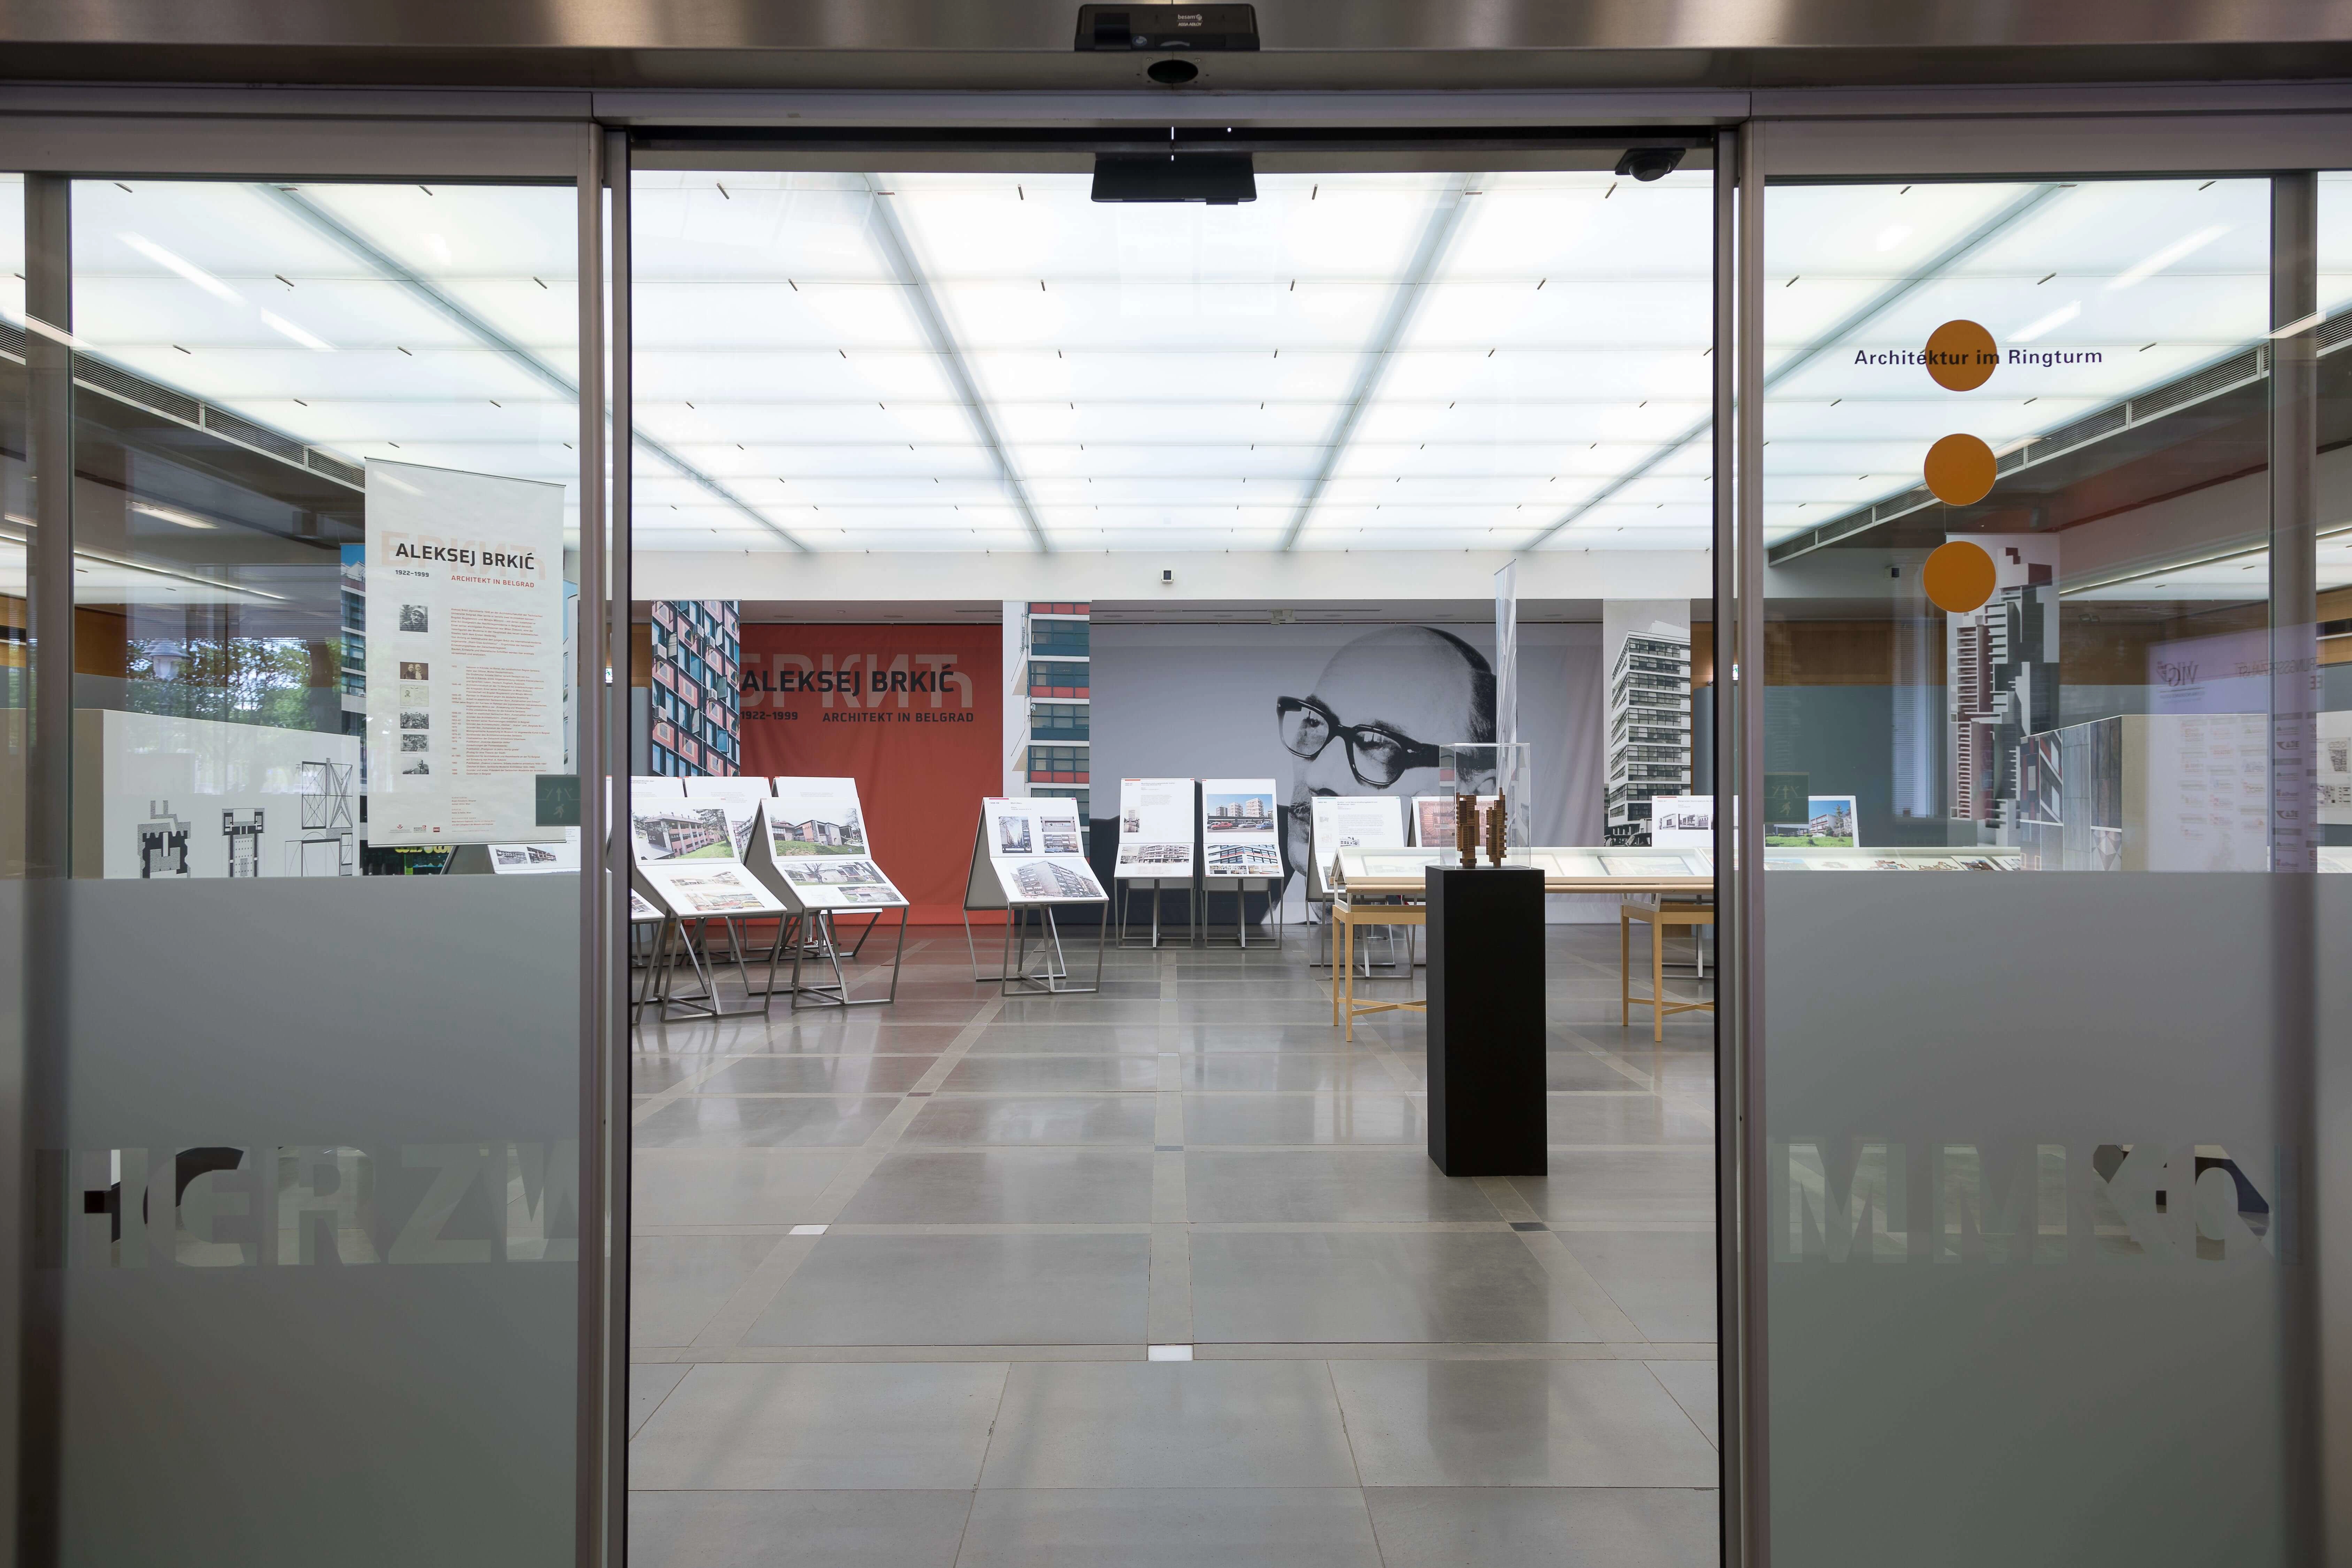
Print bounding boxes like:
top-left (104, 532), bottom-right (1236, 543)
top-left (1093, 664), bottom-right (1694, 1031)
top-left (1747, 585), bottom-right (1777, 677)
top-left (1614, 147), bottom-right (1685, 182)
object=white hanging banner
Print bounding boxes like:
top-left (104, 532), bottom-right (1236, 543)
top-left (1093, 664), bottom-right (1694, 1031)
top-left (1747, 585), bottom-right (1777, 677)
top-left (366, 458), bottom-right (567, 845)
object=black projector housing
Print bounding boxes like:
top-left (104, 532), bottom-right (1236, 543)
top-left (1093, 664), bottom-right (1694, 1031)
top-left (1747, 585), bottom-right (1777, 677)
top-left (1091, 152), bottom-right (1257, 204)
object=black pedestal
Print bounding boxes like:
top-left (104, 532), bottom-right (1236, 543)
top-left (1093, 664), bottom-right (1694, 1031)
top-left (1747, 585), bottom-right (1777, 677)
top-left (1425, 865), bottom-right (1547, 1177)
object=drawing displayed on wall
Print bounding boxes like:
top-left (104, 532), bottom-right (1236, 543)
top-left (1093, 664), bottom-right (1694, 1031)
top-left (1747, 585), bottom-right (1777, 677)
top-left (223, 810), bottom-right (264, 878)
top-left (137, 801), bottom-right (192, 878)
top-left (86, 710), bottom-right (362, 879)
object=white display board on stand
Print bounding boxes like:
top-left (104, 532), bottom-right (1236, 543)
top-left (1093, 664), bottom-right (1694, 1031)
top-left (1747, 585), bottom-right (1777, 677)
top-left (1114, 778), bottom-right (1197, 877)
top-left (750, 788), bottom-right (908, 913)
top-left (629, 776), bottom-right (733, 866)
top-left (1200, 778), bottom-right (1282, 879)
top-left (637, 860), bottom-right (784, 918)
top-left (967, 797), bottom-right (1107, 905)
top-left (964, 796), bottom-right (1109, 994)
top-left (683, 775), bottom-right (774, 859)
top-left (1306, 795), bottom-right (1405, 900)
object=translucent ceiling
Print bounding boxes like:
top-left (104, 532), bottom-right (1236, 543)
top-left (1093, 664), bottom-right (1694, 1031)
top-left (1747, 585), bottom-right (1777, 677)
top-left (629, 169), bottom-right (1713, 553)
top-left (6, 168), bottom-right (2351, 566)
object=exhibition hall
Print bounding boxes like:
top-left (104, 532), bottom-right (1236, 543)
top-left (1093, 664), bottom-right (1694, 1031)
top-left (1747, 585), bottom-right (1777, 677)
top-left (9, 99), bottom-right (2350, 1566)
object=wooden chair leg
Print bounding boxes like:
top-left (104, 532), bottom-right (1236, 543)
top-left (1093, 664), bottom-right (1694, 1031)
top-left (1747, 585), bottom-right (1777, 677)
top-left (1620, 907), bottom-right (1630, 1027)
top-left (1342, 918), bottom-right (1354, 1042)
top-left (1652, 920), bottom-right (1666, 1042)
top-left (1330, 913), bottom-right (1341, 1028)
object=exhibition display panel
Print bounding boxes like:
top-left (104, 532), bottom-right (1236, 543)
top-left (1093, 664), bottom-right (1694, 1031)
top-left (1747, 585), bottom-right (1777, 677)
top-left (963, 795), bottom-right (1110, 993)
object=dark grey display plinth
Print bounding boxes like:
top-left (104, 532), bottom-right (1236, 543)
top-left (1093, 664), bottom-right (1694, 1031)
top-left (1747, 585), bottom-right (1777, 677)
top-left (1425, 864), bottom-right (1547, 1177)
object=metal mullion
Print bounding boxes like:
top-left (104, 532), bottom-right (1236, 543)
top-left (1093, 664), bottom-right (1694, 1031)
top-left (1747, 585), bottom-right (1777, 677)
top-left (2267, 168), bottom-right (2321, 1567)
top-left (601, 122), bottom-right (634, 1568)
top-left (1707, 125), bottom-right (1746, 1568)
top-left (16, 169), bottom-right (72, 1568)
top-left (1731, 118), bottom-right (1770, 1568)
top-left (573, 121), bottom-right (611, 1568)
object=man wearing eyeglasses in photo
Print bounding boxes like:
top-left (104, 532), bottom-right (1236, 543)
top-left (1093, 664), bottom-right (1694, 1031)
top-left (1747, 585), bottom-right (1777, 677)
top-left (1276, 625), bottom-right (1498, 890)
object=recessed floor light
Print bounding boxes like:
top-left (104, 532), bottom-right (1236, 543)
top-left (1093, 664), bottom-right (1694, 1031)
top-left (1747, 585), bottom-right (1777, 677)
top-left (789, 1224), bottom-right (828, 1237)
top-left (1147, 1345), bottom-right (1193, 1362)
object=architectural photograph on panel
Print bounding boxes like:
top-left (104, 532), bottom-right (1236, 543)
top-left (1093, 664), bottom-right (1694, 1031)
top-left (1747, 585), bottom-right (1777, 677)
top-left (7, 9), bottom-right (2352, 1568)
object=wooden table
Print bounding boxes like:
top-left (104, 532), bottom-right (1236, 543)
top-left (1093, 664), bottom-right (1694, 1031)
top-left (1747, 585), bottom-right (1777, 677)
top-left (1328, 866), bottom-right (1714, 1041)
top-left (1621, 899), bottom-right (1716, 1041)
top-left (1331, 892), bottom-right (1429, 1041)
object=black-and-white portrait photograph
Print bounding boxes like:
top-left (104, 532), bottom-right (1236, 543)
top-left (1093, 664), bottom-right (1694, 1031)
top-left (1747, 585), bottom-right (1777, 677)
top-left (399, 604), bottom-right (430, 633)
top-left (399, 660), bottom-right (430, 681)
top-left (1092, 619), bottom-right (1603, 913)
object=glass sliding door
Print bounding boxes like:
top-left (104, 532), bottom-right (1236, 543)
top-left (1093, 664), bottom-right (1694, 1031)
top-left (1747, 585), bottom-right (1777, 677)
top-left (10, 159), bottom-right (601, 1564)
top-left (1753, 158), bottom-right (2336, 1564)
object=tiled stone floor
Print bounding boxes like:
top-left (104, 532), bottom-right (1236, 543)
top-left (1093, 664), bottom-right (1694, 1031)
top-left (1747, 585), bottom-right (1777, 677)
top-left (629, 921), bottom-right (1719, 1567)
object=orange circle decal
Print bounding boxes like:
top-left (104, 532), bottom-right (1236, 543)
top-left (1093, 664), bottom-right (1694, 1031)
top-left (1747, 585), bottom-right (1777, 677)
top-left (1922, 539), bottom-right (1998, 615)
top-left (1925, 319), bottom-right (1997, 391)
top-left (1923, 433), bottom-right (1997, 506)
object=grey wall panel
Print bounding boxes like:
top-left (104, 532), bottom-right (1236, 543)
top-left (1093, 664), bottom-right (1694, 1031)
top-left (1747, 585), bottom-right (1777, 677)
top-left (55, 876), bottom-right (578, 1567)
top-left (1764, 871), bottom-right (2298, 1567)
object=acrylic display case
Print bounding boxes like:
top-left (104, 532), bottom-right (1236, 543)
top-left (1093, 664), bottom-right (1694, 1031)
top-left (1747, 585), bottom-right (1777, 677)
top-left (1438, 742), bottom-right (1533, 867)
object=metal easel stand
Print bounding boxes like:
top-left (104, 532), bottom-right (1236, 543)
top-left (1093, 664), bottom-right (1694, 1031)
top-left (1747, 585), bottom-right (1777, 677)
top-left (654, 914), bottom-right (773, 1021)
top-left (988, 901), bottom-right (1108, 996)
top-left (1207, 876), bottom-right (1286, 948)
top-left (628, 917), bottom-right (666, 1026)
top-left (788, 905), bottom-right (912, 1009)
top-left (743, 911), bottom-right (806, 999)
top-left (1116, 876), bottom-right (1183, 949)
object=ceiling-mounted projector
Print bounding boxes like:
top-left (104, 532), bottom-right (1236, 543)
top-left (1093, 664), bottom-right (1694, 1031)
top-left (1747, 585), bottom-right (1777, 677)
top-left (1091, 152), bottom-right (1256, 204)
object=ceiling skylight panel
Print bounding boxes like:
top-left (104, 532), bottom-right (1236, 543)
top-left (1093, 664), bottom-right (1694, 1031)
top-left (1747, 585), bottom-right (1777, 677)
top-left (294, 184), bottom-right (577, 279)
top-left (1403, 279), bottom-right (1710, 353)
top-left (635, 279), bottom-right (932, 350)
top-left (994, 398), bottom-right (1329, 448)
top-left (1444, 171), bottom-right (1711, 278)
top-left (1765, 182), bottom-right (2038, 279)
top-left (631, 175), bottom-right (886, 280)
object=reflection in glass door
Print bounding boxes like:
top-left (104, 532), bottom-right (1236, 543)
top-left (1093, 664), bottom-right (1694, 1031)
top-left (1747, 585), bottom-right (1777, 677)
top-left (29, 172), bottom-right (591, 1564)
top-left (1755, 168), bottom-right (2335, 1562)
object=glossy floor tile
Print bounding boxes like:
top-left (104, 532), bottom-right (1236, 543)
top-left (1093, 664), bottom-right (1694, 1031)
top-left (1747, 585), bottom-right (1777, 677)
top-left (1191, 1231), bottom-right (1600, 1345)
top-left (979, 1362), bottom-right (1360, 1489)
top-left (1185, 1150), bottom-right (1505, 1223)
top-left (633, 1362), bottom-right (1008, 1489)
top-left (834, 1147), bottom-right (1156, 1224)
top-left (1361, 1486), bottom-right (1720, 1568)
top-left (631, 1233), bottom-right (782, 1347)
top-left (631, 1490), bottom-right (972, 1568)
top-left (628, 923), bottom-right (1721, 1559)
top-left (635, 1095), bottom-right (903, 1149)
top-left (1329, 1359), bottom-right (1720, 1487)
top-left (900, 1094), bottom-right (1158, 1146)
top-left (634, 1150), bottom-right (849, 1227)
top-left (746, 1232), bottom-right (1150, 1346)
top-left (957, 1488), bottom-right (1383, 1568)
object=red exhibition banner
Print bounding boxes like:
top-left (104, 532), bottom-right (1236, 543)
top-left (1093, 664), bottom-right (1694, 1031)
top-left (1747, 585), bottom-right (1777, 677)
top-left (737, 624), bottom-right (1002, 924)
